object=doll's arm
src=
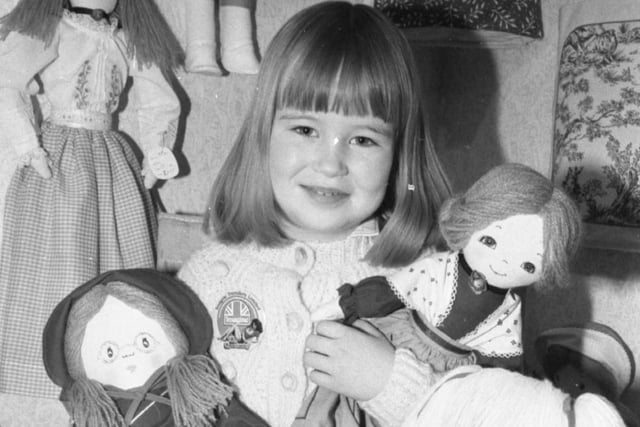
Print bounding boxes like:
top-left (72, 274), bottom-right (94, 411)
top-left (0, 32), bottom-right (58, 164)
top-left (129, 62), bottom-right (180, 188)
top-left (311, 276), bottom-right (405, 324)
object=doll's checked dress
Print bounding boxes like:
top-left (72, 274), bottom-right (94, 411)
top-left (0, 11), bottom-right (179, 398)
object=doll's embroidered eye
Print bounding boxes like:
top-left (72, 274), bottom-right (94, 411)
top-left (99, 341), bottom-right (119, 363)
top-left (521, 262), bottom-right (536, 274)
top-left (134, 332), bottom-right (157, 353)
top-left (479, 235), bottom-right (496, 249)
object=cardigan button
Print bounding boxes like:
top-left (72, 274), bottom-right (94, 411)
top-left (286, 312), bottom-right (303, 332)
top-left (281, 372), bottom-right (297, 391)
top-left (211, 260), bottom-right (229, 277)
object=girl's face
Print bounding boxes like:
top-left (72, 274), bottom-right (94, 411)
top-left (269, 109), bottom-right (394, 241)
top-left (80, 296), bottom-right (178, 390)
top-left (462, 214), bottom-right (544, 288)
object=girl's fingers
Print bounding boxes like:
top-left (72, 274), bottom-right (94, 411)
top-left (308, 368), bottom-right (333, 388)
top-left (305, 333), bottom-right (332, 356)
top-left (314, 320), bottom-right (346, 338)
top-left (303, 349), bottom-right (332, 374)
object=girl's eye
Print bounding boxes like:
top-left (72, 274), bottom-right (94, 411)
top-left (349, 136), bottom-right (376, 147)
top-left (521, 262), bottom-right (536, 274)
top-left (98, 342), bottom-right (119, 363)
top-left (135, 333), bottom-right (157, 353)
top-left (479, 235), bottom-right (496, 249)
top-left (293, 126), bottom-right (317, 137)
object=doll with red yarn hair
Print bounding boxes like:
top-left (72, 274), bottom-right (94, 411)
top-left (0, 0), bottom-right (183, 399)
top-left (313, 163), bottom-right (583, 373)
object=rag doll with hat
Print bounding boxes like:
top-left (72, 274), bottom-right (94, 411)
top-left (43, 268), bottom-right (268, 427)
top-left (536, 322), bottom-right (640, 427)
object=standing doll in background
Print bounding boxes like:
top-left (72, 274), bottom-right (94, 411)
top-left (0, 0), bottom-right (183, 400)
top-left (177, 2), bottom-right (451, 426)
top-left (312, 163), bottom-right (583, 376)
top-left (185, 0), bottom-right (260, 75)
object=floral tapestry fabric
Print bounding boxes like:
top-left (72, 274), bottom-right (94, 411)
top-left (553, 21), bottom-right (640, 228)
top-left (374, 0), bottom-right (543, 38)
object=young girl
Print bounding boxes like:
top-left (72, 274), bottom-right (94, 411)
top-left (312, 163), bottom-right (583, 373)
top-left (177, 2), bottom-right (451, 426)
top-left (0, 0), bottom-right (183, 399)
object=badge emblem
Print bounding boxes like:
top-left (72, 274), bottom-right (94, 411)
top-left (216, 292), bottom-right (263, 350)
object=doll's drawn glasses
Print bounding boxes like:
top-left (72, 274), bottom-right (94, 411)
top-left (97, 332), bottom-right (158, 363)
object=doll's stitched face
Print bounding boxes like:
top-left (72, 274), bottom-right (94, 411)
top-left (462, 214), bottom-right (544, 288)
top-left (81, 296), bottom-right (177, 390)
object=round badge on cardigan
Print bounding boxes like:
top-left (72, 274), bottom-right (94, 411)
top-left (216, 291), bottom-right (263, 350)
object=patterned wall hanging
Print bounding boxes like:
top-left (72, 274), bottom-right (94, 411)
top-left (552, 0), bottom-right (640, 252)
top-left (374, 0), bottom-right (543, 39)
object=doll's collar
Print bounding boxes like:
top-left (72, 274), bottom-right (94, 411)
top-left (63, 8), bottom-right (119, 33)
top-left (458, 253), bottom-right (507, 296)
top-left (67, 6), bottom-right (110, 22)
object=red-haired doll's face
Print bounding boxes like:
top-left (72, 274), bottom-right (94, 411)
top-left (463, 214), bottom-right (544, 289)
top-left (80, 296), bottom-right (178, 390)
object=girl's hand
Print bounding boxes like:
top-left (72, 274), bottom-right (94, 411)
top-left (304, 320), bottom-right (394, 401)
top-left (310, 298), bottom-right (344, 322)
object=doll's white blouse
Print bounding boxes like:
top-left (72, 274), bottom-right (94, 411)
top-left (0, 10), bottom-right (179, 158)
top-left (388, 250), bottom-right (523, 358)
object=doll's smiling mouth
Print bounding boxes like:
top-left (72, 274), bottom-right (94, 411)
top-left (489, 265), bottom-right (507, 277)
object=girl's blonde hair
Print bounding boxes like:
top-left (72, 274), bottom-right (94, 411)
top-left (439, 163), bottom-right (582, 287)
top-left (0, 0), bottom-right (184, 73)
top-left (206, 1), bottom-right (451, 267)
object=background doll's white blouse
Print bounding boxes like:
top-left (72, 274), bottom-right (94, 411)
top-left (0, 10), bottom-right (179, 158)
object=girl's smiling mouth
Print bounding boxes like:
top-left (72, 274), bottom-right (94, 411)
top-left (302, 185), bottom-right (348, 202)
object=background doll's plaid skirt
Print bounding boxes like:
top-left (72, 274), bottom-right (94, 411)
top-left (0, 123), bottom-right (157, 398)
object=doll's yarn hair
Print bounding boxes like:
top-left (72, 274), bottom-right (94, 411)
top-left (0, 0), bottom-right (184, 73)
top-left (439, 163), bottom-right (582, 288)
top-left (63, 281), bottom-right (233, 427)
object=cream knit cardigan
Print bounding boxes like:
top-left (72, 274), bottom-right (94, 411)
top-left (178, 222), bottom-right (437, 427)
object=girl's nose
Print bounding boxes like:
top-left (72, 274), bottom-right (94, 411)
top-left (312, 137), bottom-right (348, 176)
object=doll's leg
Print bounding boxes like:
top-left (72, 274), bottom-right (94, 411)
top-left (219, 0), bottom-right (260, 74)
top-left (185, 0), bottom-right (223, 75)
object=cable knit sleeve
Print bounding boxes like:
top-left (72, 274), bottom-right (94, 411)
top-left (0, 32), bottom-right (59, 156)
top-left (359, 348), bottom-right (440, 427)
